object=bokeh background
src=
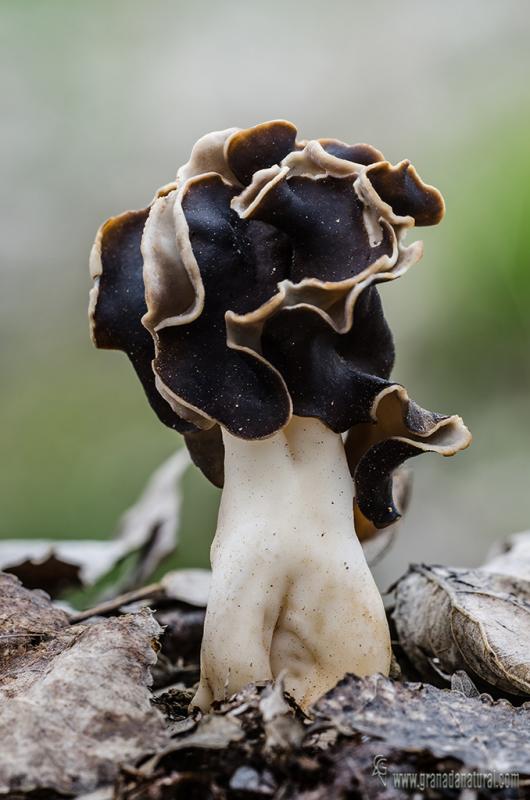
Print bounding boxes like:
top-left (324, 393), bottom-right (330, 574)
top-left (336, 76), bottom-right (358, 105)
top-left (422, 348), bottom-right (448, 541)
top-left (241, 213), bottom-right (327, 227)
top-left (2, 0), bottom-right (529, 590)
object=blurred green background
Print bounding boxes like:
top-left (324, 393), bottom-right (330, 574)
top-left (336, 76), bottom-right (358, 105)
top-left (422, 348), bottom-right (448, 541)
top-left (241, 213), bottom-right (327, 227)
top-left (1, 0), bottom-right (529, 589)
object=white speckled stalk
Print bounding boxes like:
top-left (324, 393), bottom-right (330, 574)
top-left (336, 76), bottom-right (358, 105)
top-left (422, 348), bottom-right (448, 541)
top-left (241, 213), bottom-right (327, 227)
top-left (192, 416), bottom-right (391, 711)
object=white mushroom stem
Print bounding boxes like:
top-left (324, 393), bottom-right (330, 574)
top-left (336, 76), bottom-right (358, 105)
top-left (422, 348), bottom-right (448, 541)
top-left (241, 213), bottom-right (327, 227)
top-left (192, 416), bottom-right (391, 711)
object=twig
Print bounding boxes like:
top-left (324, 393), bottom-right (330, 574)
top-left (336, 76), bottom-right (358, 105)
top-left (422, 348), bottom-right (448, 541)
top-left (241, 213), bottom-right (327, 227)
top-left (69, 582), bottom-right (162, 624)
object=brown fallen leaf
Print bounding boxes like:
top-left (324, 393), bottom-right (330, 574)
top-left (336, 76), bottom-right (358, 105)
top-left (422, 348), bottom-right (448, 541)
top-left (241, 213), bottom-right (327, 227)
top-left (0, 572), bottom-right (169, 797)
top-left (312, 673), bottom-right (530, 775)
top-left (392, 564), bottom-right (530, 698)
top-left (0, 449), bottom-right (189, 596)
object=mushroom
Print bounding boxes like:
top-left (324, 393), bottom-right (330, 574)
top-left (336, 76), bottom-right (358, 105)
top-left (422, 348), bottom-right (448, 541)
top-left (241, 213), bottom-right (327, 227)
top-left (89, 120), bottom-right (471, 710)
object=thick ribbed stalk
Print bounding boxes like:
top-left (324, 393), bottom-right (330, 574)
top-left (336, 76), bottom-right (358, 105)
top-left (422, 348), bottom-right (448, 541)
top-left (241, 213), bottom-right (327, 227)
top-left (192, 416), bottom-right (391, 711)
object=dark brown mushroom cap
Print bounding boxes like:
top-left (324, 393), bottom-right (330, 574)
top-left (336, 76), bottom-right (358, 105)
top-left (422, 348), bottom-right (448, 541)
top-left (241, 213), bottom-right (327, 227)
top-left (146, 122), bottom-right (431, 440)
top-left (89, 120), bottom-right (470, 529)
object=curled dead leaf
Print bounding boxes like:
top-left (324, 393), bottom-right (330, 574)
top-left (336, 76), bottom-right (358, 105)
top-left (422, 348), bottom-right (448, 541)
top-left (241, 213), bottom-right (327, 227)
top-left (392, 564), bottom-right (530, 697)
